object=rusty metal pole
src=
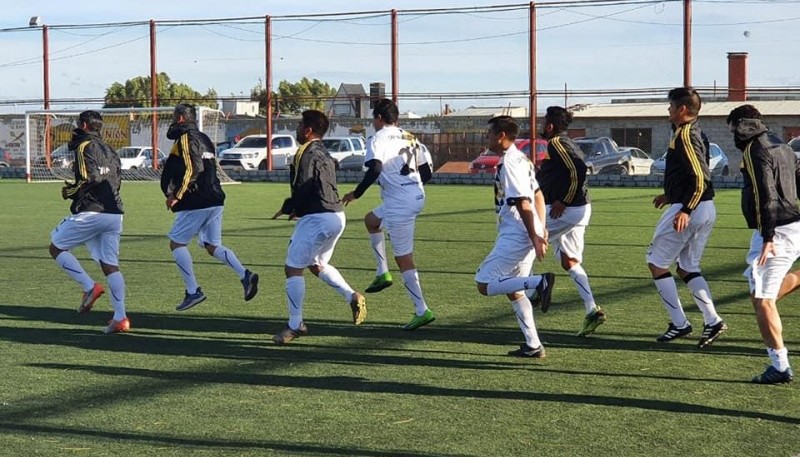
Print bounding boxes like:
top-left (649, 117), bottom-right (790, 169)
top-left (391, 9), bottom-right (398, 104)
top-left (266, 15), bottom-right (273, 171)
top-left (43, 24), bottom-right (52, 168)
top-left (529, 2), bottom-right (537, 164)
top-left (683, 0), bottom-right (692, 87)
top-left (149, 19), bottom-right (159, 170)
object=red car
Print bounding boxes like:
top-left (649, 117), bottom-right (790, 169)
top-left (469, 138), bottom-right (548, 174)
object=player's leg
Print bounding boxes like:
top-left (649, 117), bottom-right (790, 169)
top-left (90, 214), bottom-right (129, 333)
top-left (478, 236), bottom-right (555, 310)
top-left (386, 215), bottom-right (434, 330)
top-left (168, 210), bottom-right (206, 311)
top-left (274, 218), bottom-right (314, 344)
top-left (50, 214), bottom-right (104, 313)
top-left (199, 206), bottom-right (258, 301)
top-left (364, 207), bottom-right (392, 292)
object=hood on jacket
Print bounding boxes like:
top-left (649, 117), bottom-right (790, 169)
top-left (167, 121), bottom-right (198, 140)
top-left (68, 128), bottom-right (101, 150)
top-left (733, 118), bottom-right (768, 151)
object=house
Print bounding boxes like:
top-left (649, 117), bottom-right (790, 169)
top-left (325, 83), bottom-right (369, 118)
top-left (443, 106), bottom-right (528, 118)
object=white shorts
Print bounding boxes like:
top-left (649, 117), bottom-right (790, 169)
top-left (744, 221), bottom-right (800, 299)
top-left (286, 211), bottom-right (346, 269)
top-left (372, 196), bottom-right (425, 257)
top-left (475, 233), bottom-right (535, 284)
top-left (168, 206), bottom-right (224, 247)
top-left (646, 201), bottom-right (715, 272)
top-left (51, 212), bottom-right (123, 266)
top-left (547, 204), bottom-right (591, 263)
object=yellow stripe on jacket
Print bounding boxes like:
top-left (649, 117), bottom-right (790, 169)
top-left (552, 137), bottom-right (578, 204)
top-left (742, 143), bottom-right (761, 232)
top-left (680, 126), bottom-right (705, 209)
top-left (176, 133), bottom-right (193, 200)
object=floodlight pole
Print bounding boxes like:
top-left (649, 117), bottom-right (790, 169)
top-left (42, 25), bottom-right (50, 110)
top-left (265, 15), bottom-right (273, 171)
top-left (683, 0), bottom-right (692, 87)
top-left (529, 2), bottom-right (537, 164)
top-left (150, 19), bottom-right (159, 170)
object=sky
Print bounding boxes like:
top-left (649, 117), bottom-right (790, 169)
top-left (1, 0), bottom-right (799, 115)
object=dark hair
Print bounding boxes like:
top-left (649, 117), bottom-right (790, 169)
top-left (667, 87), bottom-right (702, 116)
top-left (726, 104), bottom-right (762, 126)
top-left (372, 98), bottom-right (399, 125)
top-left (487, 115), bottom-right (519, 140)
top-left (300, 110), bottom-right (329, 137)
top-left (174, 103), bottom-right (197, 123)
top-left (78, 110), bottom-right (103, 132)
top-left (545, 106), bottom-right (573, 133)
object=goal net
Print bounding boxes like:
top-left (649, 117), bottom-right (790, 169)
top-left (25, 106), bottom-right (238, 184)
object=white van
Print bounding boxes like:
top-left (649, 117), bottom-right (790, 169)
top-left (218, 134), bottom-right (298, 170)
top-left (321, 136), bottom-right (366, 169)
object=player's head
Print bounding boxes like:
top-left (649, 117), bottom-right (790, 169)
top-left (372, 98), bottom-right (399, 129)
top-left (77, 110), bottom-right (103, 132)
top-left (486, 115), bottom-right (519, 153)
top-left (297, 110), bottom-right (329, 144)
top-left (541, 106), bottom-right (573, 139)
top-left (667, 87), bottom-right (701, 125)
top-left (173, 103), bottom-right (197, 124)
top-left (726, 104), bottom-right (761, 131)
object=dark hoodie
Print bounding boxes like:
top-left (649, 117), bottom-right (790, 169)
top-left (537, 132), bottom-right (589, 207)
top-left (663, 119), bottom-right (714, 214)
top-left (161, 121), bottom-right (225, 212)
top-left (279, 139), bottom-right (343, 217)
top-left (62, 128), bottom-right (123, 215)
top-left (735, 118), bottom-right (800, 241)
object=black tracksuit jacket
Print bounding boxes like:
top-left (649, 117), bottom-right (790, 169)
top-left (280, 139), bottom-right (343, 217)
top-left (537, 133), bottom-right (589, 207)
top-left (161, 122), bottom-right (225, 212)
top-left (63, 128), bottom-right (124, 215)
top-left (663, 120), bottom-right (714, 213)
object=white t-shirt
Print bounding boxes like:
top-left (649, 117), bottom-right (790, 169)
top-left (494, 144), bottom-right (543, 238)
top-left (366, 125), bottom-right (430, 207)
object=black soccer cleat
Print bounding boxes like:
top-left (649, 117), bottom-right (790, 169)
top-left (536, 272), bottom-right (556, 313)
top-left (698, 321), bottom-right (727, 348)
top-left (656, 323), bottom-right (693, 342)
top-left (507, 343), bottom-right (546, 358)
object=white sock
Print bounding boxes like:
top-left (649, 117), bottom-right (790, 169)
top-left (369, 232), bottom-right (389, 276)
top-left (768, 347), bottom-right (790, 372)
top-left (487, 275), bottom-right (543, 296)
top-left (106, 271), bottom-right (126, 321)
top-left (512, 296), bottom-right (542, 348)
top-left (685, 275), bottom-right (722, 325)
top-left (318, 265), bottom-right (355, 302)
top-left (568, 264), bottom-right (597, 314)
top-left (55, 251), bottom-right (95, 292)
top-left (654, 275), bottom-right (689, 328)
top-left (286, 276), bottom-right (305, 329)
top-left (402, 269), bottom-right (428, 316)
top-left (172, 247), bottom-right (199, 294)
top-left (212, 245), bottom-right (246, 279)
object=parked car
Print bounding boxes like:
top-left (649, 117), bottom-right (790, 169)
top-left (117, 146), bottom-right (166, 170)
top-left (322, 136), bottom-right (366, 168)
top-left (339, 142), bottom-right (433, 173)
top-left (218, 134), bottom-right (298, 170)
top-left (574, 137), bottom-right (623, 175)
top-left (469, 138), bottom-right (547, 174)
top-left (616, 147), bottom-right (655, 175)
top-left (651, 142), bottom-right (729, 176)
top-left (33, 143), bottom-right (72, 168)
top-left (789, 136), bottom-right (800, 159)
top-left (0, 147), bottom-right (11, 167)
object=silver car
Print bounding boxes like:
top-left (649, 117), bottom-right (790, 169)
top-left (652, 143), bottom-right (729, 176)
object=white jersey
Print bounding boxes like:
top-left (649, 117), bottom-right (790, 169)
top-left (366, 125), bottom-right (430, 207)
top-left (494, 144), bottom-right (542, 239)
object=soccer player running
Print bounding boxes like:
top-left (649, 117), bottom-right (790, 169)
top-left (342, 98), bottom-right (435, 331)
top-left (271, 110), bottom-right (367, 344)
top-left (475, 115), bottom-right (555, 358)
top-left (537, 106), bottom-right (606, 336)
top-left (728, 104), bottom-right (800, 384)
top-left (162, 104), bottom-right (258, 311)
top-left (647, 87), bottom-right (726, 347)
top-left (49, 110), bottom-right (129, 334)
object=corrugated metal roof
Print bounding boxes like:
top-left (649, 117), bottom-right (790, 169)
top-left (444, 106), bottom-right (528, 117)
top-left (572, 100), bottom-right (800, 118)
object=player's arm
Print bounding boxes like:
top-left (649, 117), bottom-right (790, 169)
top-left (418, 145), bottom-right (433, 184)
top-left (549, 137), bottom-right (579, 205)
top-left (63, 141), bottom-right (99, 200)
top-left (678, 126), bottom-right (706, 215)
top-left (343, 136), bottom-right (382, 205)
top-left (743, 144), bottom-right (778, 242)
top-left (514, 192), bottom-right (547, 260)
top-left (172, 133), bottom-right (204, 201)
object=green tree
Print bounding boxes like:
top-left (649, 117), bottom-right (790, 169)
top-left (250, 78), bottom-right (336, 115)
top-left (104, 72), bottom-right (218, 109)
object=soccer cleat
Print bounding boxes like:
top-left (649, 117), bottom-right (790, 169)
top-left (508, 343), bottom-right (546, 358)
top-left (402, 309), bottom-right (435, 331)
top-left (526, 288), bottom-right (541, 309)
top-left (577, 308), bottom-right (607, 337)
top-left (536, 272), bottom-right (556, 313)
top-left (103, 317), bottom-right (131, 334)
top-left (78, 283), bottom-right (105, 314)
top-left (272, 322), bottom-right (309, 345)
top-left (751, 365), bottom-right (794, 384)
top-left (656, 323), bottom-right (693, 342)
top-left (176, 288), bottom-right (207, 311)
top-left (350, 291), bottom-right (367, 326)
top-left (698, 321), bottom-right (728, 348)
top-left (242, 269), bottom-right (259, 301)
top-left (365, 272), bottom-right (393, 293)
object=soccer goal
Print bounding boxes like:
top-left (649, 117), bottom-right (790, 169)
top-left (25, 106), bottom-right (238, 184)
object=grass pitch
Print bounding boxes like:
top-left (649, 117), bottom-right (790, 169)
top-left (0, 180), bottom-right (798, 457)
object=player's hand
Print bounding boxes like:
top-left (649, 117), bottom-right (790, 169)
top-left (272, 209), bottom-right (297, 220)
top-left (534, 235), bottom-right (548, 261)
top-left (653, 194), bottom-right (667, 209)
top-left (342, 191), bottom-right (357, 206)
top-left (166, 197), bottom-right (178, 211)
top-left (758, 241), bottom-right (776, 266)
top-left (673, 211), bottom-right (690, 233)
top-left (549, 200), bottom-right (566, 219)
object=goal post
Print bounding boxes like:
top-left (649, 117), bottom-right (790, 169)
top-left (25, 106), bottom-right (236, 184)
